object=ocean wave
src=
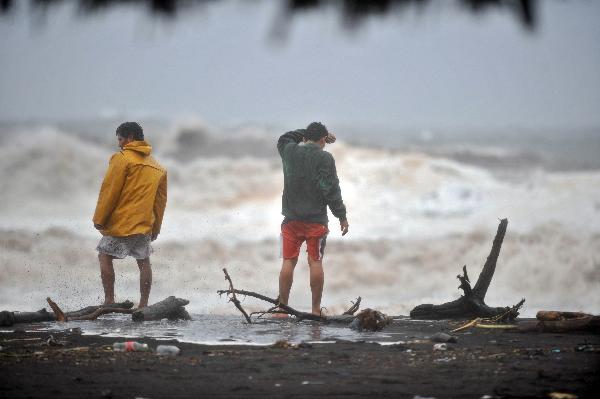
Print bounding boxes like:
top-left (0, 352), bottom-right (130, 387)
top-left (1, 126), bottom-right (599, 317)
top-left (1, 226), bottom-right (598, 317)
top-left (1, 126), bottom-right (599, 242)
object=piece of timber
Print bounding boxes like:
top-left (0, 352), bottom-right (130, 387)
top-left (0, 301), bottom-right (136, 326)
top-left (518, 316), bottom-right (600, 333)
top-left (66, 301), bottom-right (134, 318)
top-left (410, 219), bottom-right (521, 320)
top-left (131, 296), bottom-right (191, 322)
top-left (0, 309), bottom-right (54, 326)
top-left (536, 311), bottom-right (592, 321)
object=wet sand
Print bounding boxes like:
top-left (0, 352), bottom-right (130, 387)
top-left (1, 319), bottom-right (599, 398)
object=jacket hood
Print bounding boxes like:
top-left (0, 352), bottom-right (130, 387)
top-left (124, 140), bottom-right (152, 155)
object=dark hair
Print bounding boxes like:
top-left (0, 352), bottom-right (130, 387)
top-left (304, 122), bottom-right (328, 142)
top-left (116, 122), bottom-right (144, 141)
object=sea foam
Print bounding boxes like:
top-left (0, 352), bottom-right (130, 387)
top-left (0, 124), bottom-right (599, 316)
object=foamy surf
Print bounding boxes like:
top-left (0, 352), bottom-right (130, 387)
top-left (0, 124), bottom-right (599, 318)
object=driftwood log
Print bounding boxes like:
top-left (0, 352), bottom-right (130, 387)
top-left (48, 296), bottom-right (191, 322)
top-left (439, 310), bottom-right (599, 334)
top-left (1, 309), bottom-right (54, 326)
top-left (46, 298), bottom-right (137, 322)
top-left (131, 296), bottom-right (191, 322)
top-left (65, 301), bottom-right (134, 318)
top-left (217, 268), bottom-right (391, 331)
top-left (0, 301), bottom-right (134, 326)
top-left (410, 219), bottom-right (524, 320)
top-left (517, 311), bottom-right (600, 333)
top-left (536, 311), bottom-right (592, 321)
top-left (2, 297), bottom-right (191, 325)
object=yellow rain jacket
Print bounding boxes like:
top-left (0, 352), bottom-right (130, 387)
top-left (93, 141), bottom-right (167, 237)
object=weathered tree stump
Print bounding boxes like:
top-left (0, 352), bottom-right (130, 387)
top-left (410, 219), bottom-right (524, 320)
top-left (131, 296), bottom-right (191, 322)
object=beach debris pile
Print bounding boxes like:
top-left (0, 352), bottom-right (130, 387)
top-left (349, 309), bottom-right (392, 331)
top-left (111, 341), bottom-right (181, 356)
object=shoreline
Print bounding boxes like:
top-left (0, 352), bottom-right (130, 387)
top-left (1, 319), bottom-right (598, 398)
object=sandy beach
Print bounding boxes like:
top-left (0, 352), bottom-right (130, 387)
top-left (1, 318), bottom-right (598, 399)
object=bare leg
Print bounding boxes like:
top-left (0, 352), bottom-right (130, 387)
top-left (277, 257), bottom-right (298, 317)
top-left (308, 256), bottom-right (324, 316)
top-left (98, 253), bottom-right (115, 305)
top-left (136, 258), bottom-right (152, 308)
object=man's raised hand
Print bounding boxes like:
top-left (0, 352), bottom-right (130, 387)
top-left (325, 133), bottom-right (336, 144)
top-left (340, 219), bottom-right (349, 236)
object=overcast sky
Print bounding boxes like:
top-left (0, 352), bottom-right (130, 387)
top-left (0, 0), bottom-right (599, 131)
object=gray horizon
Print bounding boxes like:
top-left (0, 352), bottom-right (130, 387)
top-left (1, 0), bottom-right (599, 132)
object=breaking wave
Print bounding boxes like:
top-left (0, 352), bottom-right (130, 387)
top-left (0, 124), bottom-right (599, 316)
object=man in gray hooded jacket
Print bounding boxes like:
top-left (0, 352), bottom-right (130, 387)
top-left (276, 122), bottom-right (349, 316)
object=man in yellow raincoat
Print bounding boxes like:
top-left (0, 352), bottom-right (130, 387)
top-left (93, 122), bottom-right (167, 308)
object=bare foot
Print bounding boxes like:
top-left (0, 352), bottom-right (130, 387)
top-left (271, 312), bottom-right (289, 319)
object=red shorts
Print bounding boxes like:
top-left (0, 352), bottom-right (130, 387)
top-left (281, 221), bottom-right (329, 261)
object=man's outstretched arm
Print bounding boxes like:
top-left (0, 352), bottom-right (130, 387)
top-left (277, 130), bottom-right (305, 158)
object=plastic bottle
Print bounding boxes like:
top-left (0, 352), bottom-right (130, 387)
top-left (112, 341), bottom-right (150, 352)
top-left (156, 345), bottom-right (180, 356)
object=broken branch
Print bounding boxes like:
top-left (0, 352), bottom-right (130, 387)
top-left (218, 287), bottom-right (325, 321)
top-left (343, 297), bottom-right (362, 315)
top-left (222, 268), bottom-right (252, 324)
top-left (46, 297), bottom-right (66, 322)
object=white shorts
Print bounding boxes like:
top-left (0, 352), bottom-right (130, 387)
top-left (96, 234), bottom-right (153, 260)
